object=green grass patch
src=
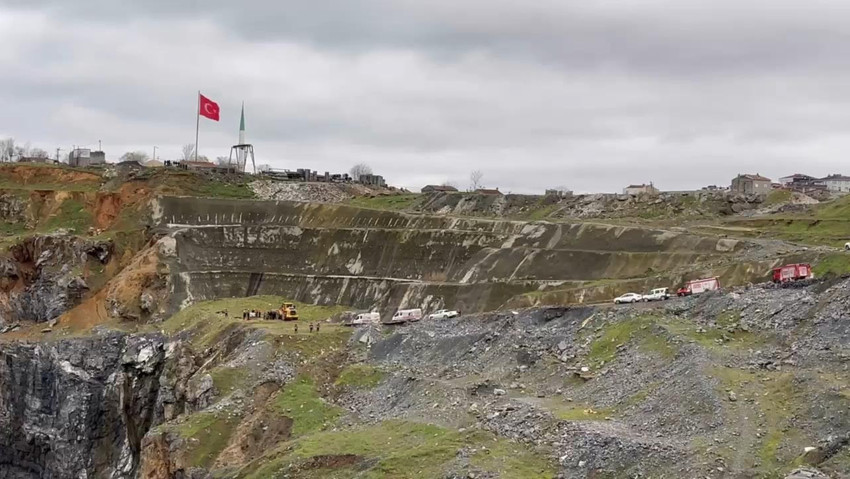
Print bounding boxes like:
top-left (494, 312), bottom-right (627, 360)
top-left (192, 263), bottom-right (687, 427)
top-left (171, 409), bottom-right (242, 469)
top-left (0, 221), bottom-right (27, 237)
top-left (347, 194), bottom-right (419, 211)
top-left (272, 377), bottom-right (342, 438)
top-left (710, 368), bottom-right (809, 475)
top-left (813, 253), bottom-right (850, 277)
top-left (149, 169), bottom-right (255, 199)
top-left (554, 405), bottom-right (615, 421)
top-left (765, 189), bottom-right (793, 206)
top-left (661, 316), bottom-right (765, 352)
top-left (335, 364), bottom-right (384, 389)
top-left (585, 316), bottom-right (677, 366)
top-left (158, 296), bottom-right (350, 352)
top-left (39, 199), bottom-right (93, 233)
top-left (239, 421), bottom-right (555, 479)
top-left (210, 366), bottom-right (251, 394)
top-left (723, 193), bottom-right (850, 246)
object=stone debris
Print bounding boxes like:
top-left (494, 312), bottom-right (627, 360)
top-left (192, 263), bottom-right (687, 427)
top-left (250, 180), bottom-right (386, 203)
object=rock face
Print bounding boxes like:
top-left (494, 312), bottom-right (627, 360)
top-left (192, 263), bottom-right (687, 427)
top-left (413, 190), bottom-right (768, 219)
top-left (0, 234), bottom-right (112, 325)
top-left (154, 196), bottom-right (801, 319)
top-left (0, 332), bottom-right (166, 478)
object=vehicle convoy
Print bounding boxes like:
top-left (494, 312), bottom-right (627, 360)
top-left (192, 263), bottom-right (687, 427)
top-left (614, 293), bottom-right (643, 304)
top-left (643, 287), bottom-right (671, 302)
top-left (351, 311), bottom-right (380, 325)
top-left (427, 309), bottom-right (459, 320)
top-left (384, 308), bottom-right (423, 324)
top-left (772, 263), bottom-right (813, 283)
top-left (280, 302), bottom-right (299, 321)
top-left (677, 277), bottom-right (720, 297)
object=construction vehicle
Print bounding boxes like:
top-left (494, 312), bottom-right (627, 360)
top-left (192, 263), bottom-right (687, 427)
top-left (677, 277), bottom-right (720, 297)
top-left (280, 302), bottom-right (299, 321)
top-left (772, 263), bottom-right (813, 284)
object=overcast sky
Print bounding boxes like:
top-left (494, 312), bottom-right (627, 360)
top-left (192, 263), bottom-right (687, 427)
top-left (1, 1), bottom-right (849, 193)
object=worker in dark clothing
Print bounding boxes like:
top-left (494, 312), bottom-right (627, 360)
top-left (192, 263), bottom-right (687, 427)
top-left (242, 310), bottom-right (248, 320)
top-left (294, 323), bottom-right (298, 334)
top-left (309, 323), bottom-right (314, 333)
top-left (224, 310), bottom-right (228, 318)
top-left (316, 322), bottom-right (320, 332)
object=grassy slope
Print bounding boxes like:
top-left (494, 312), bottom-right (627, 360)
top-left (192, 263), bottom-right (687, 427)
top-left (724, 194), bottom-right (850, 247)
top-left (572, 312), bottom-right (850, 478)
top-left (238, 420), bottom-right (555, 479)
top-left (152, 297), bottom-right (556, 478)
top-left (346, 194), bottom-right (419, 211)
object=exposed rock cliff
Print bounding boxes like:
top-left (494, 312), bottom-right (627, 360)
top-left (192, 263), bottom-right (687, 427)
top-left (0, 333), bottom-right (166, 478)
top-left (0, 234), bottom-right (112, 326)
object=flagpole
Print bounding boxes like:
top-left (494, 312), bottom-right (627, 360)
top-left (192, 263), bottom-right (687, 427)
top-left (194, 90), bottom-right (200, 162)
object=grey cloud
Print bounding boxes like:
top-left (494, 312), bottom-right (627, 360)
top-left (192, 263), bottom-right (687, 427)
top-left (3, 1), bottom-right (850, 193)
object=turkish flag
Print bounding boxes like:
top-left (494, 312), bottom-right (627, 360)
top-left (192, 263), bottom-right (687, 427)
top-left (199, 94), bottom-right (220, 121)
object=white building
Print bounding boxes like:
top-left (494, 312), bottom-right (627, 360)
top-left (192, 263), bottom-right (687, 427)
top-left (821, 174), bottom-right (850, 193)
top-left (623, 183), bottom-right (659, 196)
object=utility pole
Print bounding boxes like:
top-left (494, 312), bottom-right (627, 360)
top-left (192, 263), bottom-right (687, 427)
top-left (98, 139), bottom-right (102, 151)
top-left (153, 146), bottom-right (157, 163)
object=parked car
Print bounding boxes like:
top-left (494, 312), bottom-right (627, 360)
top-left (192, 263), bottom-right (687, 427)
top-left (427, 309), bottom-right (459, 320)
top-left (614, 293), bottom-right (643, 304)
top-left (643, 287), bottom-right (671, 302)
top-left (677, 277), bottom-right (721, 297)
top-left (384, 308), bottom-right (423, 324)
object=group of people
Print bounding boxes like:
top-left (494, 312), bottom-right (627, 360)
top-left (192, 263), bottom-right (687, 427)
top-left (292, 322), bottom-right (320, 334)
top-left (241, 309), bottom-right (284, 320)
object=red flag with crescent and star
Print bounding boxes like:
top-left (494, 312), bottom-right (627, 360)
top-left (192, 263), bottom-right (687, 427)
top-left (199, 94), bottom-right (220, 121)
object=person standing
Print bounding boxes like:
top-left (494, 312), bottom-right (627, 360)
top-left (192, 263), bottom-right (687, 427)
top-left (309, 323), bottom-right (314, 333)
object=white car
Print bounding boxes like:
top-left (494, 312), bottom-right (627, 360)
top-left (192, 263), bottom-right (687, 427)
top-left (613, 293), bottom-right (643, 304)
top-left (643, 287), bottom-right (671, 302)
top-left (427, 309), bottom-right (459, 320)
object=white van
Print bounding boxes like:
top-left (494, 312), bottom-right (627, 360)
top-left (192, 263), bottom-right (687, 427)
top-left (352, 312), bottom-right (380, 325)
top-left (385, 308), bottom-right (423, 324)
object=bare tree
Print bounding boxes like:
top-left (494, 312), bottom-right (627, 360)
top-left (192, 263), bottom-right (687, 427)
top-left (120, 151), bottom-right (149, 163)
top-left (469, 170), bottom-right (484, 191)
top-left (215, 156), bottom-right (230, 166)
top-left (349, 163), bottom-right (373, 181)
top-left (30, 148), bottom-right (49, 159)
top-left (0, 138), bottom-right (15, 163)
top-left (13, 142), bottom-right (31, 160)
top-left (442, 180), bottom-right (458, 189)
top-left (181, 144), bottom-right (196, 162)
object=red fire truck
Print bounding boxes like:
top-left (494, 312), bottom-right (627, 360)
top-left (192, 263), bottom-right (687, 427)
top-left (771, 263), bottom-right (813, 284)
top-left (676, 277), bottom-right (721, 297)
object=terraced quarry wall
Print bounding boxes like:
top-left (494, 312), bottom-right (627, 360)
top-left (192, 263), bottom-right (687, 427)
top-left (155, 197), bottom-right (798, 316)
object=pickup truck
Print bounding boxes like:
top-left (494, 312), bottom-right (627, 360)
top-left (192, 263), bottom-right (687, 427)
top-left (426, 309), bottom-right (459, 320)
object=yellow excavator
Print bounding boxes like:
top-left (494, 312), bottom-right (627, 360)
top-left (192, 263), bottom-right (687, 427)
top-left (280, 302), bottom-right (299, 321)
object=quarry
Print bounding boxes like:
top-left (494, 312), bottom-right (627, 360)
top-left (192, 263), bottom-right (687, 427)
top-left (0, 164), bottom-right (848, 479)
